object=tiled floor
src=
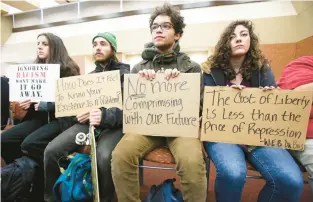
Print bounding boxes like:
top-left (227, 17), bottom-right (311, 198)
top-left (136, 161), bottom-right (313, 202)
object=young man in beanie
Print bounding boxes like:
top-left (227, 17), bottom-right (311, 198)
top-left (43, 32), bottom-right (129, 202)
top-left (111, 4), bottom-right (207, 202)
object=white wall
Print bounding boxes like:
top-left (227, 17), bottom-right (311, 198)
top-left (296, 3), bottom-right (313, 41)
top-left (2, 1), bottom-right (302, 64)
top-left (187, 51), bottom-right (209, 65)
top-left (124, 54), bottom-right (142, 71)
top-left (84, 56), bottom-right (95, 74)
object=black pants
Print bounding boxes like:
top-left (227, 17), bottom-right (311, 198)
top-left (2, 119), bottom-right (42, 164)
top-left (1, 119), bottom-right (62, 164)
top-left (1, 119), bottom-right (63, 201)
top-left (44, 123), bottom-right (123, 202)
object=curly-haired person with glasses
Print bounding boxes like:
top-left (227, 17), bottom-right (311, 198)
top-left (111, 3), bottom-right (207, 202)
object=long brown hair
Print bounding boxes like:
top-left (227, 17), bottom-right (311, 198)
top-left (202, 20), bottom-right (268, 81)
top-left (35, 33), bottom-right (80, 77)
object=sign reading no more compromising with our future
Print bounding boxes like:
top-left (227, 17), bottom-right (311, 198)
top-left (201, 87), bottom-right (312, 151)
top-left (7, 64), bottom-right (60, 102)
top-left (123, 73), bottom-right (201, 138)
top-left (55, 70), bottom-right (122, 117)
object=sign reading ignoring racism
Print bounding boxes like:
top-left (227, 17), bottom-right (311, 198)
top-left (123, 73), bottom-right (201, 138)
top-left (55, 70), bottom-right (122, 117)
top-left (201, 87), bottom-right (313, 151)
top-left (8, 64), bottom-right (60, 102)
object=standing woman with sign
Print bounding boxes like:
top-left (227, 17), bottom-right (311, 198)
top-left (1, 33), bottom-right (80, 200)
top-left (201, 20), bottom-right (304, 202)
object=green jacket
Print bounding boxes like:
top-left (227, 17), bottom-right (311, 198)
top-left (132, 41), bottom-right (204, 116)
top-left (132, 42), bottom-right (201, 74)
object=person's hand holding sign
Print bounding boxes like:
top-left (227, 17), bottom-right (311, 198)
top-left (139, 69), bottom-right (156, 80)
top-left (34, 102), bottom-right (39, 111)
top-left (139, 68), bottom-right (180, 81)
top-left (89, 109), bottom-right (102, 126)
top-left (163, 68), bottom-right (180, 80)
top-left (229, 84), bottom-right (245, 90)
top-left (229, 85), bottom-right (277, 91)
top-left (19, 99), bottom-right (32, 110)
top-left (77, 112), bottom-right (90, 124)
top-left (259, 86), bottom-right (277, 91)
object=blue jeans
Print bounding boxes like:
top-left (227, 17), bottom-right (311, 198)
top-left (204, 142), bottom-right (304, 202)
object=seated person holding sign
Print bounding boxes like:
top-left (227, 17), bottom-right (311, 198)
top-left (201, 20), bottom-right (304, 202)
top-left (43, 32), bottom-right (130, 202)
top-left (1, 33), bottom-right (80, 200)
top-left (278, 56), bottom-right (313, 194)
top-left (111, 4), bottom-right (207, 202)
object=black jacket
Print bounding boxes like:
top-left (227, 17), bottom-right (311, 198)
top-left (90, 60), bottom-right (130, 129)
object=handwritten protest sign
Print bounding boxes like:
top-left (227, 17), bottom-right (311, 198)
top-left (201, 87), bottom-right (313, 151)
top-left (123, 73), bottom-right (200, 138)
top-left (55, 70), bottom-right (122, 117)
top-left (7, 64), bottom-right (60, 102)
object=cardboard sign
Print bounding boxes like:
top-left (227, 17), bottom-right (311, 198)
top-left (200, 87), bottom-right (313, 151)
top-left (7, 64), bottom-right (60, 102)
top-left (123, 73), bottom-right (201, 138)
top-left (55, 70), bottom-right (122, 117)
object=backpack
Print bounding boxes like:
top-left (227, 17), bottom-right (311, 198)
top-left (53, 153), bottom-right (93, 202)
top-left (1, 156), bottom-right (38, 202)
top-left (143, 178), bottom-right (183, 202)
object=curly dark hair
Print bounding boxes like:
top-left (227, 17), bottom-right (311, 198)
top-left (202, 20), bottom-right (269, 81)
top-left (149, 3), bottom-right (186, 36)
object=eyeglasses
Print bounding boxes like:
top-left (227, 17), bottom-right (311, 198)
top-left (151, 22), bottom-right (174, 32)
